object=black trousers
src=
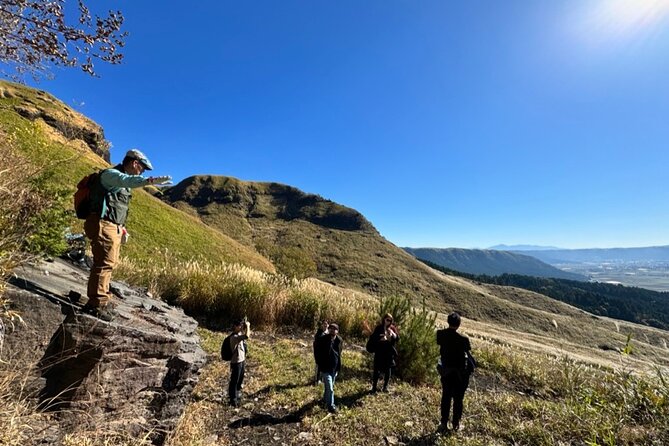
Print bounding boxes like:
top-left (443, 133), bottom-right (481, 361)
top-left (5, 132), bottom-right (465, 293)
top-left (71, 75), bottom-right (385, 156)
top-left (229, 360), bottom-right (246, 403)
top-left (440, 369), bottom-right (469, 427)
top-left (372, 367), bottom-right (392, 390)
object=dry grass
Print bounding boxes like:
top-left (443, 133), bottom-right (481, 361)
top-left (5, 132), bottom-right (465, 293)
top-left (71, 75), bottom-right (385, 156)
top-left (115, 256), bottom-right (378, 335)
top-left (167, 328), bottom-right (669, 446)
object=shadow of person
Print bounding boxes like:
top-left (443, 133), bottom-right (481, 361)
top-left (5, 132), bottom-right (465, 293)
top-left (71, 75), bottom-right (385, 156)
top-left (403, 431), bottom-right (443, 445)
top-left (337, 389), bottom-right (369, 409)
top-left (228, 399), bottom-right (320, 429)
top-left (246, 381), bottom-right (310, 400)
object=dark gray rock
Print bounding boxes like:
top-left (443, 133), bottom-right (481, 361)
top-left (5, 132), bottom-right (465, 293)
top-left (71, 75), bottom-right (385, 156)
top-left (3, 259), bottom-right (206, 444)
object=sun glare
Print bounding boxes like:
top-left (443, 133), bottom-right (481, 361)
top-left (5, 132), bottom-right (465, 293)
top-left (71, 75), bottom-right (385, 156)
top-left (581, 0), bottom-right (669, 41)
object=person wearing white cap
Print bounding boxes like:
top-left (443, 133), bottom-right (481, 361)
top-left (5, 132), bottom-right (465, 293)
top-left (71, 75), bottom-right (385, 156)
top-left (81, 149), bottom-right (171, 321)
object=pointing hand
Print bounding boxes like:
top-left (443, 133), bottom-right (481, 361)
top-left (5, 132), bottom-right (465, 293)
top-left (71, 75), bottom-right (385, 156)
top-left (148, 175), bottom-right (173, 185)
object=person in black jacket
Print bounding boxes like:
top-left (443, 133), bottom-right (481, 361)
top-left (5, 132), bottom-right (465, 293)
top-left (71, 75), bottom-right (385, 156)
top-left (370, 313), bottom-right (399, 393)
top-left (436, 312), bottom-right (472, 432)
top-left (314, 321), bottom-right (343, 413)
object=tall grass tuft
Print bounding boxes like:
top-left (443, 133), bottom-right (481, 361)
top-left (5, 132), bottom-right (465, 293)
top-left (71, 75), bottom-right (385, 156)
top-left (115, 257), bottom-right (377, 335)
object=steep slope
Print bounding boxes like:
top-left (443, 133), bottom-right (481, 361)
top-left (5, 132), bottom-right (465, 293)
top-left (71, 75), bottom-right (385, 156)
top-left (0, 80), bottom-right (274, 272)
top-left (403, 247), bottom-right (586, 280)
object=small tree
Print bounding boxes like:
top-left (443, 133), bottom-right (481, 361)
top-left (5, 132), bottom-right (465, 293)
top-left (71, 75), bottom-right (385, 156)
top-left (375, 295), bottom-right (438, 384)
top-left (396, 305), bottom-right (438, 384)
top-left (0, 0), bottom-right (127, 80)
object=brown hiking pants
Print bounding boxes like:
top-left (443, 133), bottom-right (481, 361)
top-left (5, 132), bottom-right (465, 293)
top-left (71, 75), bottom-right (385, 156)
top-left (84, 215), bottom-right (122, 307)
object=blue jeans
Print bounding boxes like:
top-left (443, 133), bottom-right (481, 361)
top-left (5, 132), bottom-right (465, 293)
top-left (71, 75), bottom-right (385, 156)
top-left (321, 372), bottom-right (337, 408)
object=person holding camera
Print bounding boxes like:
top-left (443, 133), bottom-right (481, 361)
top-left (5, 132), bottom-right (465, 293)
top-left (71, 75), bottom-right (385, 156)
top-left (314, 321), bottom-right (343, 413)
top-left (369, 313), bottom-right (399, 393)
top-left (228, 318), bottom-right (251, 407)
top-left (436, 312), bottom-right (472, 432)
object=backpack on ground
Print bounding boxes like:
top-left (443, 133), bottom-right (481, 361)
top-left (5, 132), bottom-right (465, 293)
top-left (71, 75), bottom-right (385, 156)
top-left (74, 172), bottom-right (99, 219)
top-left (221, 334), bottom-right (233, 361)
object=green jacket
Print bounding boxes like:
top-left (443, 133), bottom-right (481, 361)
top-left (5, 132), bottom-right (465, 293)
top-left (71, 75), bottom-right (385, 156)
top-left (89, 164), bottom-right (148, 226)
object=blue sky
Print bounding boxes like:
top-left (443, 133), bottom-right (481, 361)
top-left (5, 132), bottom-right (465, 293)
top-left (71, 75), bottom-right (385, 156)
top-left (23, 0), bottom-right (669, 249)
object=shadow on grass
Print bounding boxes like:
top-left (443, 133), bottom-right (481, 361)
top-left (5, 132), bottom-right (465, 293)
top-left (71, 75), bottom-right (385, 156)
top-left (228, 388), bottom-right (369, 429)
top-left (247, 381), bottom-right (312, 399)
top-left (228, 399), bottom-right (320, 428)
top-left (402, 432), bottom-right (443, 445)
top-left (338, 389), bottom-right (369, 409)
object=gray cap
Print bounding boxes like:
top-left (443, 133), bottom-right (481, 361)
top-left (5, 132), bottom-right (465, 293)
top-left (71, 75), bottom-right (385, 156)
top-left (125, 149), bottom-right (153, 170)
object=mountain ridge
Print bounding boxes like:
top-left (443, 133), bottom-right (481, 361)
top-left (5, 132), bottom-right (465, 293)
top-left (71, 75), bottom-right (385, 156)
top-left (403, 247), bottom-right (586, 281)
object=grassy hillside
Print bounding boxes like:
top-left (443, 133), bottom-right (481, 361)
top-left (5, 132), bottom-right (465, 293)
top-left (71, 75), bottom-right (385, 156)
top-left (160, 175), bottom-right (669, 363)
top-left (403, 247), bottom-right (586, 280)
top-left (3, 80), bottom-right (668, 370)
top-left (2, 80), bottom-right (669, 446)
top-left (0, 80), bottom-right (274, 272)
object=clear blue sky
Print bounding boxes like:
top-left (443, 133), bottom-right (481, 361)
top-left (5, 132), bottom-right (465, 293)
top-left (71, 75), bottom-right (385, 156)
top-left (23, 0), bottom-right (669, 249)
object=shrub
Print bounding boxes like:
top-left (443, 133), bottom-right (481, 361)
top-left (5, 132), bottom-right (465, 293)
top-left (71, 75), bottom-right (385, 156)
top-left (378, 294), bottom-right (411, 328)
top-left (381, 296), bottom-right (438, 384)
top-left (0, 140), bottom-right (70, 286)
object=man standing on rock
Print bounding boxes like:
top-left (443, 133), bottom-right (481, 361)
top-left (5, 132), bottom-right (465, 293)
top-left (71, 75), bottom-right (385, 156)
top-left (82, 149), bottom-right (171, 321)
top-left (314, 321), bottom-right (343, 413)
top-left (436, 312), bottom-right (472, 433)
top-left (229, 318), bottom-right (251, 407)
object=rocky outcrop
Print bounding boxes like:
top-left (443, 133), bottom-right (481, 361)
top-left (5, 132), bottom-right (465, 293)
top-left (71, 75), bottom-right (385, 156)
top-left (0, 80), bottom-right (110, 161)
top-left (3, 259), bottom-right (206, 444)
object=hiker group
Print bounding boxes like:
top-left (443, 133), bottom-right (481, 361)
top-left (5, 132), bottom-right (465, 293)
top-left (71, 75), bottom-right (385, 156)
top-left (73, 148), bottom-right (474, 433)
top-left (220, 311), bottom-right (475, 433)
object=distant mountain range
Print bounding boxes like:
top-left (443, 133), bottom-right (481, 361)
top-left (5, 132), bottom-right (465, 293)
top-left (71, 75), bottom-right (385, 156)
top-left (509, 246), bottom-right (669, 264)
top-left (402, 247), bottom-right (586, 281)
top-left (489, 244), bottom-right (562, 251)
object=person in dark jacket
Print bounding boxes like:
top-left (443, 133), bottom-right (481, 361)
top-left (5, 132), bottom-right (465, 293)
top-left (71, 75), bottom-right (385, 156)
top-left (370, 313), bottom-right (399, 393)
top-left (228, 318), bottom-right (251, 407)
top-left (436, 312), bottom-right (472, 432)
top-left (314, 321), bottom-right (343, 413)
top-left (82, 149), bottom-right (171, 321)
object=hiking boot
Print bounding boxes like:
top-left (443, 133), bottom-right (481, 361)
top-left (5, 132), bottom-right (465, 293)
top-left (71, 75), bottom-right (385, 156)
top-left (81, 303), bottom-right (116, 322)
top-left (370, 387), bottom-right (378, 394)
top-left (437, 423), bottom-right (450, 434)
top-left (327, 406), bottom-right (338, 414)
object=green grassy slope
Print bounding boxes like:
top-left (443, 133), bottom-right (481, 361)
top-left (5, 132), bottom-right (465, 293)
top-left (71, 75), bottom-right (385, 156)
top-left (0, 80), bottom-right (275, 272)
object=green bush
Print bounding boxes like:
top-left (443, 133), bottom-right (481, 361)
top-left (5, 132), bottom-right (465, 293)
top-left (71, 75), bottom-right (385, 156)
top-left (378, 294), bottom-right (411, 327)
top-left (379, 296), bottom-right (438, 384)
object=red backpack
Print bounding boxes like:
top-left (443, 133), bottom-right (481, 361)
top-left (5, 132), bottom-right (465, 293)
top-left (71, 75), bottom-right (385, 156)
top-left (73, 172), bottom-right (99, 219)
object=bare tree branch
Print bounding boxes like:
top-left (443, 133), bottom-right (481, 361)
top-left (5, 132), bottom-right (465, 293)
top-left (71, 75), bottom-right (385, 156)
top-left (0, 0), bottom-right (127, 80)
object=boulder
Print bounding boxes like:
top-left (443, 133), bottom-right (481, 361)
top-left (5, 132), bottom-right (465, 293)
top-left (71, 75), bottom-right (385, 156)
top-left (3, 259), bottom-right (206, 444)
